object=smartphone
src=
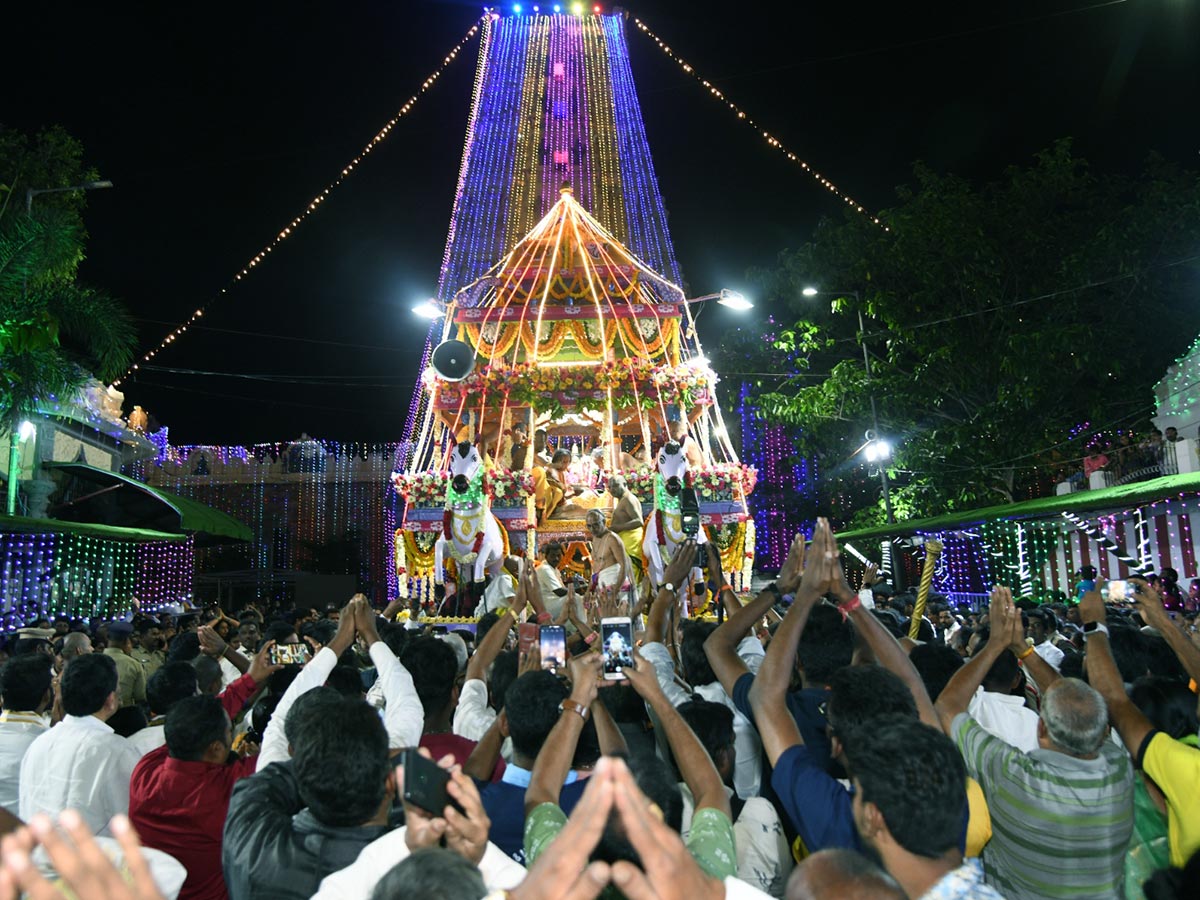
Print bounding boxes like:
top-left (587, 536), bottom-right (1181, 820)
top-left (540, 624), bottom-right (566, 673)
top-left (1106, 580), bottom-right (1128, 602)
top-left (399, 747), bottom-right (463, 817)
top-left (268, 642), bottom-right (312, 667)
top-left (518, 622), bottom-right (539, 657)
top-left (601, 616), bottom-right (634, 680)
top-left (679, 487), bottom-right (701, 537)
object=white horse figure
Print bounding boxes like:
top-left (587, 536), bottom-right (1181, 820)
top-left (435, 442), bottom-right (505, 585)
top-left (641, 441), bottom-right (708, 603)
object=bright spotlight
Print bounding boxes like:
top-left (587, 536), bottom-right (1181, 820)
top-left (802, 286), bottom-right (819, 297)
top-left (877, 440), bottom-right (891, 460)
top-left (553, 3), bottom-right (561, 10)
top-left (864, 442), bottom-right (879, 463)
top-left (17, 421), bottom-right (35, 441)
top-left (717, 289), bottom-right (753, 311)
top-left (572, 2), bottom-right (583, 13)
top-left (412, 300), bottom-right (444, 319)
top-left (513, 3), bottom-right (522, 11)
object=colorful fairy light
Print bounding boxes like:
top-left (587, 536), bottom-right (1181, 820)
top-left (115, 17), bottom-right (488, 385)
top-left (630, 16), bottom-right (888, 232)
top-left (129, 440), bottom-right (402, 602)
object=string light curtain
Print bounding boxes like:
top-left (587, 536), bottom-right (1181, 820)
top-left (737, 382), bottom-right (817, 568)
top-left (1, 530), bottom-right (190, 629)
top-left (129, 441), bottom-right (402, 602)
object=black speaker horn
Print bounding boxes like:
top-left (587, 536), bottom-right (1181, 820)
top-left (430, 340), bottom-right (476, 382)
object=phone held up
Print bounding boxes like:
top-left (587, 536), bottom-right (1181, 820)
top-left (601, 616), bottom-right (634, 680)
top-left (540, 624), bottom-right (566, 674)
top-left (517, 622), bottom-right (539, 657)
top-left (399, 746), bottom-right (464, 817)
top-left (268, 642), bottom-right (312, 667)
top-left (1102, 580), bottom-right (1140, 602)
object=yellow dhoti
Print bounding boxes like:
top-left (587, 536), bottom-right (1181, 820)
top-left (619, 526), bottom-right (645, 578)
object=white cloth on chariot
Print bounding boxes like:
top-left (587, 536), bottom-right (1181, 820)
top-left (474, 569), bottom-right (517, 618)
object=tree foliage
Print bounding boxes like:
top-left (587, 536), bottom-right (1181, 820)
top-left (0, 127), bottom-right (135, 429)
top-left (740, 141), bottom-right (1200, 524)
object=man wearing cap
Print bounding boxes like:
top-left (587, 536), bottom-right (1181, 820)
top-left (103, 622), bottom-right (148, 708)
top-left (12, 626), bottom-right (56, 658)
top-left (132, 620), bottom-right (167, 678)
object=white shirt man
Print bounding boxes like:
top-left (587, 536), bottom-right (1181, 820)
top-left (966, 685), bottom-right (1041, 753)
top-left (19, 654), bottom-right (141, 838)
top-left (0, 709), bottom-right (49, 816)
top-left (1032, 638), bottom-right (1065, 671)
top-left (0, 654), bottom-right (55, 817)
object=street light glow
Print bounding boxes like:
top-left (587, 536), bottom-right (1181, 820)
top-left (717, 289), bottom-right (753, 311)
top-left (17, 421), bottom-right (35, 441)
top-left (802, 286), bottom-right (819, 297)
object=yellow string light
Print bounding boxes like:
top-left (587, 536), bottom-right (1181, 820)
top-left (115, 16), bottom-right (492, 386)
top-left (631, 16), bottom-right (888, 232)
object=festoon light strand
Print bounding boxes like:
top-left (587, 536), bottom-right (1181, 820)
top-left (115, 15), bottom-right (490, 385)
top-left (631, 16), bottom-right (888, 231)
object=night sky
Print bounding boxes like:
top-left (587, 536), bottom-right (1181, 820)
top-left (7, 0), bottom-right (1198, 444)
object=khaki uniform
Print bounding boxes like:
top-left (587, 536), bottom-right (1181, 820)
top-left (102, 648), bottom-right (147, 708)
top-left (131, 647), bottom-right (166, 679)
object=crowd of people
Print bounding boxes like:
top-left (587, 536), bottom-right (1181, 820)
top-left (0, 517), bottom-right (1198, 899)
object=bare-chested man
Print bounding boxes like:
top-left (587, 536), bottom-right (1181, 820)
top-left (586, 509), bottom-right (631, 591)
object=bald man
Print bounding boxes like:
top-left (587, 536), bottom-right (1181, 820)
top-left (787, 849), bottom-right (905, 900)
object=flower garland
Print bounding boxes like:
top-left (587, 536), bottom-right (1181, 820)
top-left (432, 360), bottom-right (712, 414)
top-left (484, 468), bottom-right (535, 505)
top-left (626, 464), bottom-right (757, 500)
top-left (391, 471), bottom-right (447, 505)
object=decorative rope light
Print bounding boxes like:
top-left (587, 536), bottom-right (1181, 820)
top-left (115, 16), bottom-right (491, 386)
top-left (631, 16), bottom-right (888, 231)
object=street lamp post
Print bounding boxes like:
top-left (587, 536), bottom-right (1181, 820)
top-left (803, 286), bottom-right (894, 524)
top-left (25, 180), bottom-right (113, 215)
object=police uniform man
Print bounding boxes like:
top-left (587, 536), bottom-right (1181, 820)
top-left (102, 621), bottom-right (147, 708)
top-left (131, 619), bottom-right (167, 678)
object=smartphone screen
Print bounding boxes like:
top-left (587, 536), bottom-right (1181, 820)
top-left (268, 642), bottom-right (312, 667)
top-left (601, 616), bottom-right (634, 680)
top-left (1107, 580), bottom-right (1128, 601)
top-left (518, 622), bottom-right (539, 657)
top-left (540, 625), bottom-right (566, 673)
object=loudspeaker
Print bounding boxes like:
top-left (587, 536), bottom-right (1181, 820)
top-left (430, 340), bottom-right (475, 381)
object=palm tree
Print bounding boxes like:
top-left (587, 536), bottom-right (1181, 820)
top-left (0, 210), bottom-right (136, 515)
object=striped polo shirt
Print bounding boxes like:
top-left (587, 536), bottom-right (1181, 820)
top-left (951, 712), bottom-right (1134, 900)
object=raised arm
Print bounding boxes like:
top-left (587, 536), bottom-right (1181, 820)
top-left (1078, 589), bottom-right (1154, 755)
top-left (198, 625), bottom-right (251, 676)
top-left (934, 586), bottom-right (1025, 732)
top-left (829, 541), bottom-right (939, 730)
top-left (257, 598), bottom-right (358, 770)
top-left (357, 603), bottom-right (424, 749)
top-left (465, 608), bottom-right (515, 683)
top-left (625, 648), bottom-right (730, 818)
top-left (525, 653), bottom-right (601, 815)
top-left (1130, 577), bottom-right (1200, 684)
top-left (702, 533), bottom-right (801, 696)
top-left (748, 521), bottom-right (834, 764)
top-left (591, 687), bottom-right (629, 757)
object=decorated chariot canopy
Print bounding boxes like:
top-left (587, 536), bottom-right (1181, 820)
top-left (403, 184), bottom-right (746, 481)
